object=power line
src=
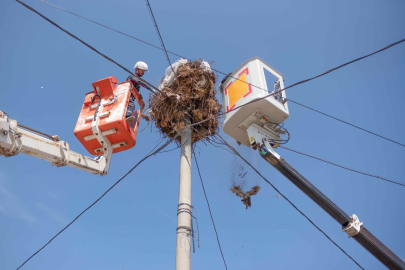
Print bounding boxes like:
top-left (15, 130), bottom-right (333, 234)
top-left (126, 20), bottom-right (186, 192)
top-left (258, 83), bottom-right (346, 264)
top-left (16, 0), bottom-right (165, 96)
top-left (15, 137), bottom-right (177, 270)
top-left (193, 152), bottom-right (228, 270)
top-left (145, 0), bottom-right (174, 71)
top-left (35, 0), bottom-right (405, 104)
top-left (36, 0), bottom-right (185, 58)
top-left (35, 0), bottom-right (405, 148)
top-left (287, 98), bottom-right (405, 148)
top-left (279, 146), bottom-right (405, 187)
top-left (212, 117), bottom-right (403, 188)
top-left (216, 133), bottom-right (365, 270)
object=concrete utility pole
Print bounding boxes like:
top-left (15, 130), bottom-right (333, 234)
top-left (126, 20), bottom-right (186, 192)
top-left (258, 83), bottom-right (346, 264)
top-left (175, 120), bottom-right (192, 270)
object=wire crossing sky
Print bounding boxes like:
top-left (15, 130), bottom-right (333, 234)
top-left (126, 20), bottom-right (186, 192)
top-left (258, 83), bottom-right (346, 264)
top-left (16, 0), bottom-right (167, 96)
top-left (279, 146), bottom-right (405, 187)
top-left (194, 153), bottom-right (228, 270)
top-left (15, 137), bottom-right (177, 270)
top-left (144, 0), bottom-right (173, 70)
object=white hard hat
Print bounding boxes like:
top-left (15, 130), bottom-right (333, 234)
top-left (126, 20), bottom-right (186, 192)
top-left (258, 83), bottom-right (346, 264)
top-left (134, 61), bottom-right (148, 71)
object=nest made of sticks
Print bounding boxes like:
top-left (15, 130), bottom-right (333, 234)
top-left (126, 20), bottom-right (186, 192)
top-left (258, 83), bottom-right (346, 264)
top-left (149, 60), bottom-right (222, 143)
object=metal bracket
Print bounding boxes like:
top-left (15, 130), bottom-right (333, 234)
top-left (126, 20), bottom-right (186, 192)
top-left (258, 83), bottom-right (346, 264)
top-left (246, 123), bottom-right (282, 159)
top-left (0, 121), bottom-right (10, 136)
top-left (90, 96), bottom-right (113, 176)
top-left (85, 111), bottom-right (110, 122)
top-left (51, 141), bottom-right (70, 167)
top-left (94, 141), bottom-right (126, 153)
top-left (83, 128), bottom-right (117, 141)
top-left (0, 118), bottom-right (23, 157)
top-left (89, 96), bottom-right (117, 109)
top-left (342, 214), bottom-right (363, 238)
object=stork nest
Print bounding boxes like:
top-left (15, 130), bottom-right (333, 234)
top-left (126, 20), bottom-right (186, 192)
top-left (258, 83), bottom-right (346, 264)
top-left (148, 61), bottom-right (222, 143)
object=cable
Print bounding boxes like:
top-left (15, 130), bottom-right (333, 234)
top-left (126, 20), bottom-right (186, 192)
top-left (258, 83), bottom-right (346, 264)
top-left (145, 0), bottom-right (174, 71)
top-left (287, 98), bottom-right (405, 148)
top-left (35, 0), bottom-right (405, 147)
top-left (177, 203), bottom-right (200, 253)
top-left (36, 0), bottom-right (405, 102)
top-left (267, 124), bottom-right (291, 145)
top-left (193, 152), bottom-right (228, 270)
top-left (36, 0), bottom-right (185, 58)
top-left (15, 136), bottom-right (177, 270)
top-left (35, 0), bottom-right (405, 103)
top-left (279, 146), bottom-right (405, 187)
top-left (16, 0), bottom-right (165, 96)
top-left (216, 133), bottom-right (364, 270)
top-left (37, 0), bottom-right (405, 100)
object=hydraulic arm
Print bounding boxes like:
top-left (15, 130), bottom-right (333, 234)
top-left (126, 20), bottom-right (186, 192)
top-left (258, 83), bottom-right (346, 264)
top-left (249, 127), bottom-right (405, 270)
top-left (0, 111), bottom-right (111, 175)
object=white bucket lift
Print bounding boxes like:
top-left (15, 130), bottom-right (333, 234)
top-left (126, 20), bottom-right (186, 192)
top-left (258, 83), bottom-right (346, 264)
top-left (219, 57), bottom-right (289, 148)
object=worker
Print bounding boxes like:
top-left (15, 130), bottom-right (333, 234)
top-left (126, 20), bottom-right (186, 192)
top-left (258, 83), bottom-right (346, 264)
top-left (126, 61), bottom-right (152, 126)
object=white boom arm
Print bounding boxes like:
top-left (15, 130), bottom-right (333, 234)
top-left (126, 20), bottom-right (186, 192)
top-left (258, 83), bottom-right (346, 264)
top-left (0, 111), bottom-right (110, 175)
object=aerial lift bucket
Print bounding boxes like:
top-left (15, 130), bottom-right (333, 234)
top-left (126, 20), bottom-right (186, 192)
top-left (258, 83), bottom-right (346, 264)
top-left (0, 76), bottom-right (144, 176)
top-left (219, 57), bottom-right (289, 147)
top-left (74, 76), bottom-right (145, 156)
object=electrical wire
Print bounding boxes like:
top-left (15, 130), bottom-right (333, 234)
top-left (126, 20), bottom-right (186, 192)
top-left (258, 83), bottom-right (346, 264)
top-left (279, 146), bottom-right (405, 187)
top-left (176, 203), bottom-right (200, 253)
top-left (35, 0), bottom-right (405, 107)
top-left (145, 0), bottom-right (174, 71)
top-left (36, 0), bottom-right (186, 58)
top-left (287, 98), bottom-right (405, 148)
top-left (16, 0), bottom-right (165, 96)
top-left (35, 0), bottom-right (405, 103)
top-left (35, 0), bottom-right (405, 147)
top-left (216, 133), bottom-right (365, 270)
top-left (193, 152), bottom-right (228, 270)
top-left (267, 124), bottom-right (291, 145)
top-left (15, 136), bottom-right (177, 270)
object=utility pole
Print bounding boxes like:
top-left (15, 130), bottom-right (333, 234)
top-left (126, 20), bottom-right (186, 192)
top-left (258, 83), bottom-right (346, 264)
top-left (175, 119), bottom-right (192, 270)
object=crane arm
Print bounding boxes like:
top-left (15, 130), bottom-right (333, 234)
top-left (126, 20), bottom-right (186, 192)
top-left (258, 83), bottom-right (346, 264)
top-left (248, 125), bottom-right (405, 270)
top-left (0, 111), bottom-right (108, 175)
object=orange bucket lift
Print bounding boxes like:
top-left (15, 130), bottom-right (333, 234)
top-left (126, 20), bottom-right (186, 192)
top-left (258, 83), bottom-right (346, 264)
top-left (74, 76), bottom-right (144, 174)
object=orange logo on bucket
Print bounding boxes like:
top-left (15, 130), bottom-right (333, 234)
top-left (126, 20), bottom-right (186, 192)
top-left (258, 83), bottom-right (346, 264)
top-left (224, 68), bottom-right (252, 112)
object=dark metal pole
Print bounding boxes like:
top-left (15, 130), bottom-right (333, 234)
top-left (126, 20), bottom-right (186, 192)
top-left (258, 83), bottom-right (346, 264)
top-left (260, 149), bottom-right (405, 270)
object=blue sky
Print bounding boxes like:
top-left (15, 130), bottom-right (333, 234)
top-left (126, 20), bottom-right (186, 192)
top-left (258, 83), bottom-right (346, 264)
top-left (1, 0), bottom-right (405, 269)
